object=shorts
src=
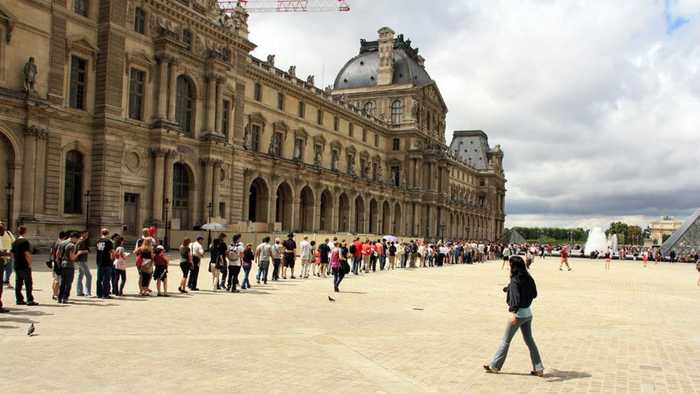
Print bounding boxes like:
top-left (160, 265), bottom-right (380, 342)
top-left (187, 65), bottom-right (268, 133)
top-left (284, 254), bottom-right (295, 268)
top-left (180, 262), bottom-right (190, 277)
top-left (154, 265), bottom-right (167, 280)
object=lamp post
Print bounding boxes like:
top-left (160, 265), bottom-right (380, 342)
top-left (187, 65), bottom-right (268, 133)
top-left (5, 183), bottom-right (13, 230)
top-left (164, 198), bottom-right (170, 251)
top-left (84, 190), bottom-right (91, 231)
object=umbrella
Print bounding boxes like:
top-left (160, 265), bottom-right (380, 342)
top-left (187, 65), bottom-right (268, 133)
top-left (201, 223), bottom-right (226, 231)
top-left (383, 235), bottom-right (399, 242)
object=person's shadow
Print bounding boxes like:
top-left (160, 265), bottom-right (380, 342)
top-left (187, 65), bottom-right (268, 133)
top-left (544, 369), bottom-right (592, 382)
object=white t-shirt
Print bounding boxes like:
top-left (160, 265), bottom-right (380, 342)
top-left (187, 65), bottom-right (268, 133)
top-left (256, 242), bottom-right (272, 262)
top-left (190, 241), bottom-right (204, 258)
top-left (228, 243), bottom-right (243, 266)
top-left (300, 240), bottom-right (312, 260)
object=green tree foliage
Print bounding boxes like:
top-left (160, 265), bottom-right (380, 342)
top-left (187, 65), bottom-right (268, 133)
top-left (510, 227), bottom-right (587, 243)
top-left (626, 225), bottom-right (643, 245)
top-left (606, 221), bottom-right (629, 237)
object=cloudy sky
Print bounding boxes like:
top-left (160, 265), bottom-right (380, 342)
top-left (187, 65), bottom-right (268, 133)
top-left (243, 0), bottom-right (700, 229)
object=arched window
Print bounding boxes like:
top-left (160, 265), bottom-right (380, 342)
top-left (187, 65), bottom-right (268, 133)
top-left (172, 163), bottom-right (191, 229)
top-left (64, 150), bottom-right (84, 214)
top-left (176, 76), bottom-right (195, 135)
top-left (363, 101), bottom-right (376, 116)
top-left (391, 99), bottom-right (403, 125)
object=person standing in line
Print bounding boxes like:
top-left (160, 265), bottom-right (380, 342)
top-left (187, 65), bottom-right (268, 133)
top-left (216, 234), bottom-right (229, 290)
top-left (299, 236), bottom-right (312, 279)
top-left (136, 238), bottom-right (155, 296)
top-left (241, 243), bottom-right (254, 289)
top-left (227, 234), bottom-right (243, 292)
top-left (209, 238), bottom-right (223, 291)
top-left (330, 242), bottom-right (344, 292)
top-left (0, 222), bottom-right (15, 290)
top-left (188, 236), bottom-right (204, 291)
top-left (375, 240), bottom-right (385, 271)
top-left (282, 233), bottom-right (297, 279)
top-left (59, 232), bottom-right (82, 304)
top-left (178, 238), bottom-right (192, 294)
top-left (388, 241), bottom-right (397, 270)
top-left (313, 241), bottom-right (321, 277)
top-left (153, 245), bottom-right (169, 296)
top-left (369, 240), bottom-right (378, 272)
top-left (255, 236), bottom-right (272, 285)
top-left (417, 242), bottom-right (426, 268)
top-left (604, 248), bottom-right (611, 271)
top-left (75, 231), bottom-right (92, 297)
top-left (351, 238), bottom-right (361, 275)
top-left (50, 232), bottom-right (67, 300)
top-left (11, 226), bottom-right (37, 306)
top-left (112, 237), bottom-right (128, 296)
top-left (379, 239), bottom-right (387, 270)
top-left (95, 229), bottom-right (114, 299)
top-left (270, 238), bottom-right (282, 281)
top-left (361, 239), bottom-right (372, 273)
top-left (318, 239), bottom-right (331, 278)
top-left (484, 256), bottom-right (544, 376)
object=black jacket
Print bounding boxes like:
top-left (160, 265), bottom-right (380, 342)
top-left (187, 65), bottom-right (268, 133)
top-left (504, 274), bottom-right (537, 313)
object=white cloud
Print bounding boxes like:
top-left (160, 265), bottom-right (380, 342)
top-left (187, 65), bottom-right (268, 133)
top-left (243, 0), bottom-right (700, 228)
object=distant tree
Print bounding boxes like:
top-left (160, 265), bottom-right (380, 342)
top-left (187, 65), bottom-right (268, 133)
top-left (626, 225), bottom-right (642, 245)
top-left (606, 221), bottom-right (629, 237)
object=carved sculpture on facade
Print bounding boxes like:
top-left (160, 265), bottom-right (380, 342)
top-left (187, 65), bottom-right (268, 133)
top-left (288, 65), bottom-right (296, 78)
top-left (266, 54), bottom-right (275, 67)
top-left (313, 144), bottom-right (322, 165)
top-left (23, 57), bottom-right (37, 93)
top-left (269, 132), bottom-right (282, 156)
top-left (306, 75), bottom-right (315, 85)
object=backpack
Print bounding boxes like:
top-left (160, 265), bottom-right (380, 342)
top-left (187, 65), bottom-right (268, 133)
top-left (349, 244), bottom-right (356, 254)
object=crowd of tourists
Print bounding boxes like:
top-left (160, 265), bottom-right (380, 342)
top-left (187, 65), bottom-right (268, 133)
top-left (0, 223), bottom-right (507, 312)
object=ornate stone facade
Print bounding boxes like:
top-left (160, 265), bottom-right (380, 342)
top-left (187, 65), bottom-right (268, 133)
top-left (0, 1), bottom-right (506, 243)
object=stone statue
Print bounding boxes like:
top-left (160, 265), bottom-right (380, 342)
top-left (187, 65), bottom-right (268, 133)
top-left (306, 75), bottom-right (315, 85)
top-left (288, 65), bottom-right (296, 78)
top-left (23, 57), bottom-right (37, 93)
top-left (266, 54), bottom-right (275, 67)
top-left (411, 101), bottom-right (419, 117)
top-left (269, 132), bottom-right (281, 155)
top-left (324, 85), bottom-right (333, 95)
top-left (314, 144), bottom-right (322, 165)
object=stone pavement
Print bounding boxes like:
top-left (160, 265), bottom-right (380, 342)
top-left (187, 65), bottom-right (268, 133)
top-left (1, 257), bottom-right (698, 393)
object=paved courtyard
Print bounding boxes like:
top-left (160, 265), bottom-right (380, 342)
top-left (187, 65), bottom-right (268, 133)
top-left (1, 257), bottom-right (698, 393)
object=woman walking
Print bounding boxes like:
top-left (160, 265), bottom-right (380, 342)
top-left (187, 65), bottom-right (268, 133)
top-left (330, 242), bottom-right (344, 292)
top-left (209, 238), bottom-right (223, 291)
top-left (227, 235), bottom-right (243, 292)
top-left (484, 256), bottom-right (544, 376)
top-left (178, 238), bottom-right (192, 294)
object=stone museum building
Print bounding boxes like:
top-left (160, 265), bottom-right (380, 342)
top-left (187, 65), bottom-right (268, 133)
top-left (0, 0), bottom-right (506, 244)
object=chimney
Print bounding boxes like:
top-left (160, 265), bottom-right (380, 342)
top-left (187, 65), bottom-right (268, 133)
top-left (377, 27), bottom-right (395, 86)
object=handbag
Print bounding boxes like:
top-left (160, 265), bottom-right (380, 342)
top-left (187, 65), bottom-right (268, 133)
top-left (141, 259), bottom-right (154, 274)
top-left (341, 260), bottom-right (350, 275)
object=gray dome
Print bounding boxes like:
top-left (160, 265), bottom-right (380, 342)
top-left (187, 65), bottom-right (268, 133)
top-left (334, 47), bottom-right (433, 90)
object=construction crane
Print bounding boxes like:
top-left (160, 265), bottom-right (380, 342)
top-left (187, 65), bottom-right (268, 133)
top-left (219, 0), bottom-right (350, 13)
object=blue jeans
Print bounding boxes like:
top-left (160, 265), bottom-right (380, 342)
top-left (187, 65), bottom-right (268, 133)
top-left (256, 260), bottom-right (269, 284)
top-left (242, 265), bottom-right (251, 289)
top-left (332, 267), bottom-right (344, 289)
top-left (59, 266), bottom-right (76, 301)
top-left (489, 316), bottom-right (543, 371)
top-left (76, 261), bottom-right (92, 296)
top-left (96, 265), bottom-right (113, 298)
top-left (3, 258), bottom-right (13, 284)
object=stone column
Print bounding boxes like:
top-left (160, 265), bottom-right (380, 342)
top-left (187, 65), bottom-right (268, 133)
top-left (216, 77), bottom-right (225, 133)
top-left (156, 55), bottom-right (169, 120)
top-left (20, 127), bottom-right (37, 219)
top-left (33, 129), bottom-right (48, 215)
top-left (167, 60), bottom-right (179, 122)
top-left (151, 149), bottom-right (165, 223)
top-left (348, 195), bottom-right (356, 233)
top-left (212, 160), bottom-right (222, 219)
top-left (163, 150), bottom-right (176, 210)
top-left (292, 197), bottom-right (302, 232)
top-left (206, 74), bottom-right (217, 132)
top-left (202, 159), bottom-right (214, 223)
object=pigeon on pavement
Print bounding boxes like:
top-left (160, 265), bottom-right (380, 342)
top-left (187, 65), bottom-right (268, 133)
top-left (27, 323), bottom-right (35, 336)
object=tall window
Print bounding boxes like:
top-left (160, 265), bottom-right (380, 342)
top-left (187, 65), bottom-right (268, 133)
top-left (254, 82), bottom-right (262, 102)
top-left (360, 158), bottom-right (367, 178)
top-left (363, 101), bottom-right (376, 116)
top-left (347, 154), bottom-right (355, 175)
top-left (333, 116), bottom-right (339, 131)
top-left (247, 124), bottom-right (261, 151)
top-left (128, 68), bottom-right (145, 121)
top-left (392, 138), bottom-right (400, 151)
top-left (391, 166), bottom-right (400, 187)
top-left (69, 56), bottom-right (87, 110)
top-left (298, 100), bottom-right (305, 118)
top-left (173, 163), bottom-right (190, 212)
top-left (221, 99), bottom-right (230, 136)
top-left (374, 134), bottom-right (379, 147)
top-left (362, 129), bottom-right (367, 142)
top-left (317, 109), bottom-right (323, 125)
top-left (349, 123), bottom-right (354, 138)
top-left (64, 150), bottom-right (84, 214)
top-left (183, 29), bottom-right (193, 51)
top-left (175, 76), bottom-right (195, 135)
top-left (277, 92), bottom-right (285, 110)
top-left (134, 7), bottom-right (146, 34)
top-left (391, 99), bottom-right (403, 125)
top-left (372, 162), bottom-right (378, 180)
top-left (74, 0), bottom-right (88, 17)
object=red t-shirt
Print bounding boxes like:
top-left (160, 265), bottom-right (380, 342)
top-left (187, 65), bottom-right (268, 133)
top-left (362, 243), bottom-right (372, 256)
top-left (353, 241), bottom-right (363, 257)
